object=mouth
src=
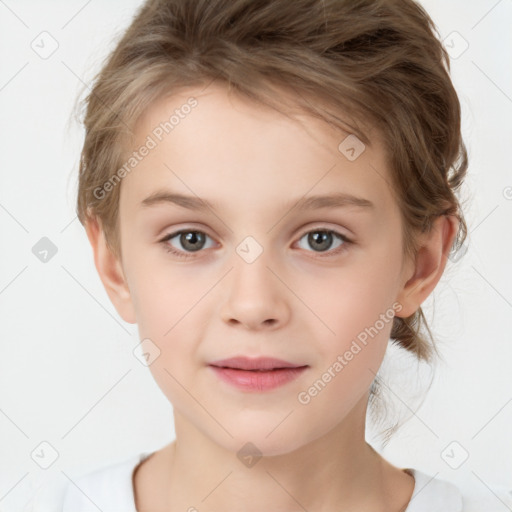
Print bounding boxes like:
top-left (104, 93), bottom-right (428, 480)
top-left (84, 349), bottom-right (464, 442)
top-left (208, 356), bottom-right (309, 392)
top-left (208, 356), bottom-right (307, 371)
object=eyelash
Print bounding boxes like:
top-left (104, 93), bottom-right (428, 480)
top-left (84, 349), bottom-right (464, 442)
top-left (159, 227), bottom-right (353, 260)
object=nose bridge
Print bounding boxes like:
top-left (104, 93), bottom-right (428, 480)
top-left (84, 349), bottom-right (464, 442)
top-left (233, 237), bottom-right (273, 288)
top-left (219, 235), bottom-right (289, 329)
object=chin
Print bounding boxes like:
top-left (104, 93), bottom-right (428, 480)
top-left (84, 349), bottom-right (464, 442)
top-left (219, 425), bottom-right (308, 459)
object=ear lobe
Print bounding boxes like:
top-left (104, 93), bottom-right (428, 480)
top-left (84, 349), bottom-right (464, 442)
top-left (84, 215), bottom-right (137, 325)
top-left (395, 215), bottom-right (459, 318)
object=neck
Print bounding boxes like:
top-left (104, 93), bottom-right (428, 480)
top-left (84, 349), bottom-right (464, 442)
top-left (160, 396), bottom-right (396, 511)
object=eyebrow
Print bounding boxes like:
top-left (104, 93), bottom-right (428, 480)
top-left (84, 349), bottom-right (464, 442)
top-left (140, 190), bottom-right (375, 212)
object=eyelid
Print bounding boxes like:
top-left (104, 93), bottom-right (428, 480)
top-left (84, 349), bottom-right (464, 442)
top-left (159, 228), bottom-right (217, 260)
top-left (159, 223), bottom-right (353, 243)
top-left (158, 221), bottom-right (214, 238)
top-left (293, 226), bottom-right (353, 258)
top-left (295, 223), bottom-right (353, 241)
top-left (159, 228), bottom-right (217, 249)
top-left (159, 223), bottom-right (354, 259)
top-left (160, 226), bottom-right (214, 241)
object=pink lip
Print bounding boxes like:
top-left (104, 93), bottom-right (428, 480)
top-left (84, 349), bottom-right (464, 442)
top-left (208, 356), bottom-right (308, 392)
top-left (209, 356), bottom-right (303, 371)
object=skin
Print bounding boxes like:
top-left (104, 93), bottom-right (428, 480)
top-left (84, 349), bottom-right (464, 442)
top-left (85, 81), bottom-right (458, 511)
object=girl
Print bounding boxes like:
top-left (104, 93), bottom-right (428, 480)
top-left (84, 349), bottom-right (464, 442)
top-left (34, 0), bottom-right (512, 510)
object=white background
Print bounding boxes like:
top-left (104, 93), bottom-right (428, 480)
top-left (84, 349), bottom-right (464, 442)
top-left (0, 0), bottom-right (511, 509)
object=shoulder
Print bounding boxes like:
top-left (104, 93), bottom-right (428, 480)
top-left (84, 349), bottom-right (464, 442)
top-left (404, 468), bottom-right (463, 511)
top-left (61, 452), bottom-right (151, 512)
top-left (458, 479), bottom-right (512, 512)
top-left (404, 468), bottom-right (512, 512)
top-left (25, 452), bottom-right (151, 512)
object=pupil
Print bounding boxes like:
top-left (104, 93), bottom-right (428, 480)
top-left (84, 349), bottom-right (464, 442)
top-left (181, 232), bottom-right (204, 252)
top-left (178, 231), bottom-right (334, 253)
top-left (309, 231), bottom-right (332, 252)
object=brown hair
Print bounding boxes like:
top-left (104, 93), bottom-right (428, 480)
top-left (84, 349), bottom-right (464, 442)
top-left (74, 0), bottom-right (468, 440)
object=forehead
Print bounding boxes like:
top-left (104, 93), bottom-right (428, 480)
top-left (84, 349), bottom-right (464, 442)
top-left (120, 82), bottom-right (396, 218)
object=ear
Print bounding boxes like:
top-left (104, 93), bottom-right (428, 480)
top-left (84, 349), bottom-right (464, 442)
top-left (84, 215), bottom-right (137, 324)
top-left (395, 215), bottom-right (459, 318)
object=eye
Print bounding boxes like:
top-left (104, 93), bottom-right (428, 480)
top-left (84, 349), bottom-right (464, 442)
top-left (296, 228), bottom-right (352, 257)
top-left (159, 230), bottom-right (215, 259)
top-left (159, 227), bottom-right (353, 260)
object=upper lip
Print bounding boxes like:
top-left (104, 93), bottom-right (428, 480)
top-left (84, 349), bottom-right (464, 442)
top-left (209, 356), bottom-right (307, 371)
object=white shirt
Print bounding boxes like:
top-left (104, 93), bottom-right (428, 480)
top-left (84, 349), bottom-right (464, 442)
top-left (25, 452), bottom-right (512, 512)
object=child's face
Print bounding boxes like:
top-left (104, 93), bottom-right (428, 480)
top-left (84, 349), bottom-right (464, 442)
top-left (108, 82), bottom-right (417, 454)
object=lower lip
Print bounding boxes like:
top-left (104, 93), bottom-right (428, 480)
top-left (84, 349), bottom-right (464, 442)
top-left (209, 365), bottom-right (308, 391)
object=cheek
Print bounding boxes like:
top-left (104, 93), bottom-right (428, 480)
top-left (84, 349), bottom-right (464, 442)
top-left (127, 258), bottom-right (214, 386)
top-left (300, 257), bottom-right (402, 345)
top-left (129, 265), bottom-right (207, 404)
top-left (297, 280), bottom-right (396, 424)
top-left (128, 251), bottom-right (211, 335)
top-left (292, 244), bottom-right (403, 397)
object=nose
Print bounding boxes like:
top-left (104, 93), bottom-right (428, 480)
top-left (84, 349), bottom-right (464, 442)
top-left (219, 251), bottom-right (290, 331)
